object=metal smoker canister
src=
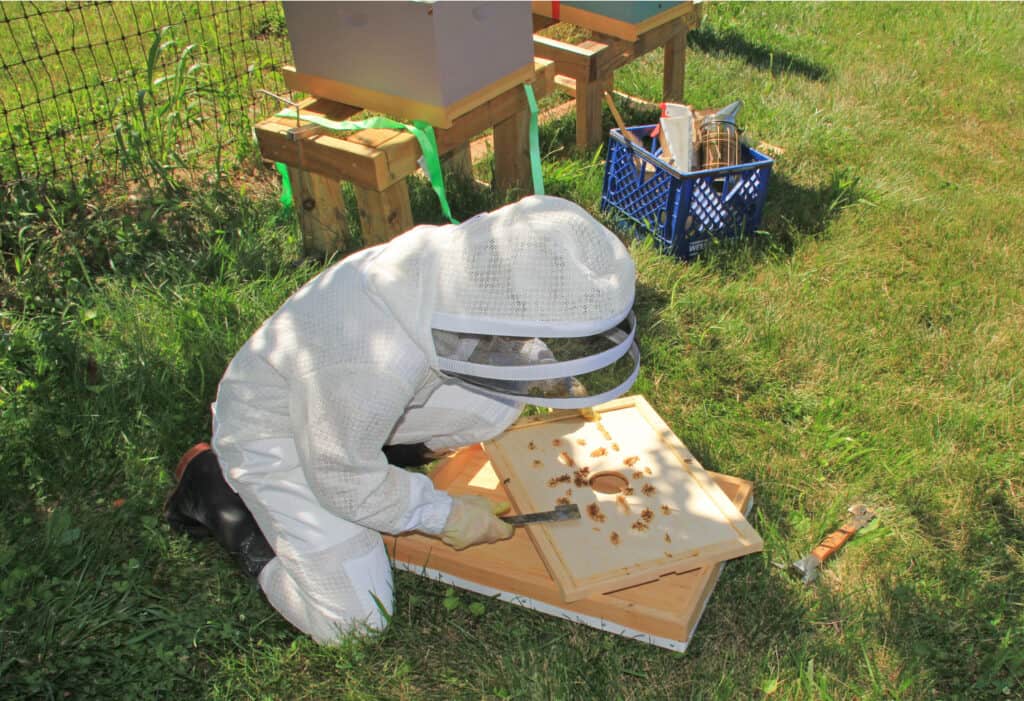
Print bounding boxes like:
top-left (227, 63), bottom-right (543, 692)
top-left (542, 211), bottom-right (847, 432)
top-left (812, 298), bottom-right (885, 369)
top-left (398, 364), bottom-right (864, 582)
top-left (700, 100), bottom-right (742, 170)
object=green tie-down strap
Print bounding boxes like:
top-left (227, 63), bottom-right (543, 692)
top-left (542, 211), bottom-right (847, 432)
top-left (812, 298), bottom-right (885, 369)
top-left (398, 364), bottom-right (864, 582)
top-left (274, 83), bottom-right (545, 223)
top-left (274, 110), bottom-right (458, 224)
top-left (524, 83), bottom-right (544, 196)
top-left (274, 162), bottom-right (293, 211)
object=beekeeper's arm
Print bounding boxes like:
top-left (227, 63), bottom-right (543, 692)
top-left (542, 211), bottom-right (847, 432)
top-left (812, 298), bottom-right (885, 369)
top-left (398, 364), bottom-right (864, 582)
top-left (289, 363), bottom-right (512, 546)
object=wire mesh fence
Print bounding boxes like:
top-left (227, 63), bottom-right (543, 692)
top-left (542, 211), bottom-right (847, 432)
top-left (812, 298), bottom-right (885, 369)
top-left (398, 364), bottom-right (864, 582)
top-left (0, 1), bottom-right (293, 188)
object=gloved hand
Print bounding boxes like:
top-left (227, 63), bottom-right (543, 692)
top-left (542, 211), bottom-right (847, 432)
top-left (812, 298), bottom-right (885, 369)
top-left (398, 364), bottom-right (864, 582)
top-left (441, 495), bottom-right (515, 550)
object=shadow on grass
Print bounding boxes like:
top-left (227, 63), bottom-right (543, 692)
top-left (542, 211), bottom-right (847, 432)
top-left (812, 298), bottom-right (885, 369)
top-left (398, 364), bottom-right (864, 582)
top-left (690, 26), bottom-right (831, 82)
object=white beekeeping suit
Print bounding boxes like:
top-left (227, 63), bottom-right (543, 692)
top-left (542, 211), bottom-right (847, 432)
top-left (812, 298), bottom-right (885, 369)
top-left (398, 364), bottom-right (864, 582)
top-left (210, 195), bottom-right (638, 642)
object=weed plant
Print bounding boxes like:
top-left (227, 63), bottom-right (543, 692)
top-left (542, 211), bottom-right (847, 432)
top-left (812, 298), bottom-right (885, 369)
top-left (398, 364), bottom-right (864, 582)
top-left (2, 3), bottom-right (1023, 700)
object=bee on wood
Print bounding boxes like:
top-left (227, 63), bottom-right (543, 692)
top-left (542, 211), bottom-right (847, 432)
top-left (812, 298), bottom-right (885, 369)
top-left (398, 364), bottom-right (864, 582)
top-left (622, 486), bottom-right (635, 496)
top-left (556, 496), bottom-right (571, 506)
top-left (552, 438), bottom-right (561, 447)
top-left (557, 451), bottom-right (574, 467)
top-left (632, 470), bottom-right (644, 480)
top-left (590, 447), bottom-right (607, 458)
top-left (664, 532), bottom-right (672, 543)
top-left (576, 438), bottom-right (587, 446)
top-left (547, 474), bottom-right (571, 487)
top-left (624, 456), bottom-right (640, 467)
top-left (641, 508), bottom-right (654, 523)
top-left (616, 494), bottom-right (631, 513)
top-left (610, 532), bottom-right (621, 546)
top-left (532, 459), bottom-right (543, 468)
top-left (611, 442), bottom-right (620, 451)
top-left (586, 503), bottom-right (606, 523)
top-left (631, 519), bottom-right (649, 532)
top-left (528, 441), bottom-right (536, 450)
top-left (572, 467), bottom-right (591, 487)
top-left (660, 505), bottom-right (672, 516)
top-left (644, 466), bottom-right (653, 475)
top-left (641, 483), bottom-right (656, 497)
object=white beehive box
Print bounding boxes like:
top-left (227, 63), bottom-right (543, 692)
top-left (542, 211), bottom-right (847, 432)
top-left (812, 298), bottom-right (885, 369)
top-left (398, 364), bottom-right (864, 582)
top-left (283, 1), bottom-right (536, 127)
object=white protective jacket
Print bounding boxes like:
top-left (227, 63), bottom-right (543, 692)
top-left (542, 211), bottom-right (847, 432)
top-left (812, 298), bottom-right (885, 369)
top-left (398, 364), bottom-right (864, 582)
top-left (210, 195), bottom-right (636, 641)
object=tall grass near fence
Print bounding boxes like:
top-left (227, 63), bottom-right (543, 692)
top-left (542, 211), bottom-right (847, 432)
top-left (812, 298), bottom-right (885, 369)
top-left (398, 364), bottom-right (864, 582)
top-left (0, 1), bottom-right (291, 187)
top-left (1, 3), bottom-right (1023, 699)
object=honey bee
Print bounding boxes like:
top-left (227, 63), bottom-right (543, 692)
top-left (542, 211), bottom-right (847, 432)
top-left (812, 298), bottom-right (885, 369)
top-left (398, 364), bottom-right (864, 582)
top-left (644, 466), bottom-right (653, 475)
top-left (622, 486), bottom-right (635, 496)
top-left (641, 508), bottom-right (654, 523)
top-left (528, 441), bottom-right (536, 450)
top-left (611, 442), bottom-right (620, 451)
top-left (556, 496), bottom-right (571, 506)
top-left (547, 474), bottom-right (571, 487)
top-left (532, 459), bottom-right (543, 468)
top-left (552, 438), bottom-right (561, 447)
top-left (557, 451), bottom-right (574, 467)
top-left (590, 447), bottom-right (607, 458)
top-left (632, 471), bottom-right (644, 480)
top-left (631, 519), bottom-right (649, 532)
top-left (660, 505), bottom-right (672, 516)
top-left (610, 532), bottom-right (621, 546)
top-left (664, 532), bottom-right (672, 543)
top-left (641, 483), bottom-right (657, 497)
top-left (586, 503), bottom-right (606, 523)
top-left (616, 494), bottom-right (631, 513)
top-left (624, 456), bottom-right (640, 467)
top-left (576, 438), bottom-right (587, 446)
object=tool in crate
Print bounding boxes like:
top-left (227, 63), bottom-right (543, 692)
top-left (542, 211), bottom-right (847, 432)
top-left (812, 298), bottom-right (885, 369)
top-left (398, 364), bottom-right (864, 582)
top-left (599, 99), bottom-right (774, 261)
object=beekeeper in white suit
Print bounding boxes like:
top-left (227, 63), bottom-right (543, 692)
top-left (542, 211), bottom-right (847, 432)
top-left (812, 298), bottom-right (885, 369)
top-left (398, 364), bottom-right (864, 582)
top-left (164, 195), bottom-right (640, 643)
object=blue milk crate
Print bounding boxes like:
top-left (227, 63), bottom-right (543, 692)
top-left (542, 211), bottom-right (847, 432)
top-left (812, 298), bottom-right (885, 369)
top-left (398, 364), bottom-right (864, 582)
top-left (600, 125), bottom-right (774, 260)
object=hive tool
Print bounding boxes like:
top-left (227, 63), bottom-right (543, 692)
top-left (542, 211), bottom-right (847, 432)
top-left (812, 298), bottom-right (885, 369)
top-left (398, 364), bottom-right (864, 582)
top-left (790, 504), bottom-right (876, 584)
top-left (500, 503), bottom-right (580, 526)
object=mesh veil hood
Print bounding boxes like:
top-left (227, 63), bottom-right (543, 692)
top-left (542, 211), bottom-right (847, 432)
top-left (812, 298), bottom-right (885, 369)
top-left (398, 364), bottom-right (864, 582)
top-left (362, 195), bottom-right (636, 367)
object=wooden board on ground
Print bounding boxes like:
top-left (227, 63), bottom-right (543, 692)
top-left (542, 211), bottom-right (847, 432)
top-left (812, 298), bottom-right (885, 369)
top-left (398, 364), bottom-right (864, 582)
top-left (484, 395), bottom-right (763, 602)
top-left (387, 444), bottom-right (754, 652)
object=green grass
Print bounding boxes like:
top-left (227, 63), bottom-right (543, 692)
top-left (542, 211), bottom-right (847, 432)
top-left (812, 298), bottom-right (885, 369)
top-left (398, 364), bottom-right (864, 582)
top-left (3, 2), bottom-right (1024, 699)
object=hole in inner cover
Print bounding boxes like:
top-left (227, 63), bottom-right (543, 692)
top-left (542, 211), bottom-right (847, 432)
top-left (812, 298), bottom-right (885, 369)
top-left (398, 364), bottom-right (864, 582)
top-left (589, 471), bottom-right (629, 494)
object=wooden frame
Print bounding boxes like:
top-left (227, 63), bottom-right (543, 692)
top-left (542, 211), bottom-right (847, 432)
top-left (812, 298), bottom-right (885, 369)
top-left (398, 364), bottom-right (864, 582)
top-left (483, 396), bottom-right (762, 602)
top-left (254, 59), bottom-right (555, 253)
top-left (388, 443), bottom-right (755, 651)
top-left (533, 3), bottom-right (703, 148)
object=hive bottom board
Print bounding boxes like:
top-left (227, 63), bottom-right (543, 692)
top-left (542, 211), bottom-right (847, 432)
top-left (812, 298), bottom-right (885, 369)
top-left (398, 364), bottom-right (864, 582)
top-left (387, 444), bottom-right (754, 652)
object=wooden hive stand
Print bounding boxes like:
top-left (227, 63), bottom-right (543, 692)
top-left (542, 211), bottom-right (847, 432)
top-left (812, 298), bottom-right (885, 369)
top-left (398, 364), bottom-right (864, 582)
top-left (532, 1), bottom-right (703, 149)
top-left (254, 59), bottom-right (555, 255)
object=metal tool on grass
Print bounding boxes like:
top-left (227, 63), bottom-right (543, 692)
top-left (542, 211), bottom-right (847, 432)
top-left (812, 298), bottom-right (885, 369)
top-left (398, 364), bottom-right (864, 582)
top-left (501, 503), bottom-right (580, 526)
top-left (790, 504), bottom-right (876, 584)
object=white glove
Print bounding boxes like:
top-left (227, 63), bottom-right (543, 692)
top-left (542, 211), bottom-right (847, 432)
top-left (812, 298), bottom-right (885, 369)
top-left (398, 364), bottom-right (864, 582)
top-left (441, 495), bottom-right (515, 550)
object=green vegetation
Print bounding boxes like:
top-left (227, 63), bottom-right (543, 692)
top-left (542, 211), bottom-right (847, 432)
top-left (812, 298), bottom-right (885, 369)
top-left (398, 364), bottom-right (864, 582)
top-left (2, 3), bottom-right (1022, 699)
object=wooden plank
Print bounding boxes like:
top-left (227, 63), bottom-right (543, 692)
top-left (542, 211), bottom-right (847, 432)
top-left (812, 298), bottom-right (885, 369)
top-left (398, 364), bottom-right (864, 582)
top-left (284, 62), bottom-right (537, 129)
top-left (255, 119), bottom-right (396, 191)
top-left (575, 77), bottom-right (612, 149)
top-left (483, 395), bottom-right (763, 602)
top-left (388, 443), bottom-right (754, 645)
top-left (663, 21), bottom-right (687, 102)
top-left (353, 180), bottom-right (413, 247)
top-left (533, 35), bottom-right (602, 82)
top-left (492, 110), bottom-right (532, 195)
top-left (441, 143), bottom-right (473, 180)
top-left (286, 167), bottom-right (349, 256)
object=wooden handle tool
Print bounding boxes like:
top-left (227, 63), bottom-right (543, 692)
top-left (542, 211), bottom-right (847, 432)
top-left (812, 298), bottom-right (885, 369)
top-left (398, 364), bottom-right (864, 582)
top-left (790, 504), bottom-right (876, 584)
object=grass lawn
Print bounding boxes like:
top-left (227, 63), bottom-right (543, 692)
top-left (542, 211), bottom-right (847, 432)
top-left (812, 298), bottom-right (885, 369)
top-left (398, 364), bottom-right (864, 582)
top-left (2, 2), bottom-right (1023, 699)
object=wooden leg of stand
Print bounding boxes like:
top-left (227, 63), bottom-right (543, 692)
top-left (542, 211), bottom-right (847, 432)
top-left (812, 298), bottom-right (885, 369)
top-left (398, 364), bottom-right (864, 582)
top-left (354, 179), bottom-right (413, 246)
top-left (441, 143), bottom-right (474, 180)
top-left (287, 166), bottom-right (349, 256)
top-left (493, 109), bottom-right (532, 195)
top-left (663, 22), bottom-right (686, 103)
top-left (576, 77), bottom-right (612, 150)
